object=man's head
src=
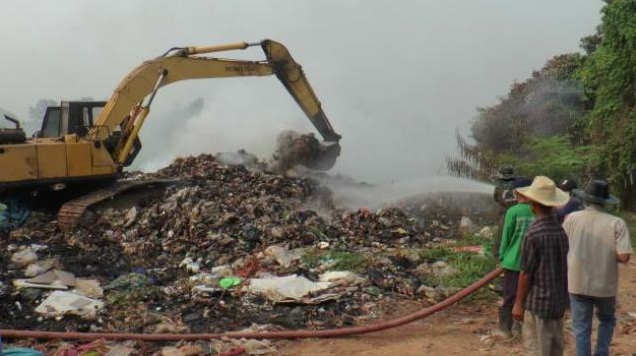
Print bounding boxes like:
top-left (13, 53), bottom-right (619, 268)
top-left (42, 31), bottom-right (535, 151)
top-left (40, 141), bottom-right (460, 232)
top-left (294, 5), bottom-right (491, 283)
top-left (496, 166), bottom-right (516, 182)
top-left (513, 176), bottom-right (532, 203)
top-left (516, 176), bottom-right (570, 217)
top-left (573, 179), bottom-right (619, 207)
top-left (558, 179), bottom-right (578, 197)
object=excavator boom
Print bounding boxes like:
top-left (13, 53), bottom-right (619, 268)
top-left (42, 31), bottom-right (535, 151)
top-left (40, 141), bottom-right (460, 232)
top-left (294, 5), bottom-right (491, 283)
top-left (91, 39), bottom-right (340, 168)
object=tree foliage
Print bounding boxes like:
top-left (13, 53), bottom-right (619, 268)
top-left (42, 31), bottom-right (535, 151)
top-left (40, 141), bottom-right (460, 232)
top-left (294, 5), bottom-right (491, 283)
top-left (578, 0), bottom-right (636, 206)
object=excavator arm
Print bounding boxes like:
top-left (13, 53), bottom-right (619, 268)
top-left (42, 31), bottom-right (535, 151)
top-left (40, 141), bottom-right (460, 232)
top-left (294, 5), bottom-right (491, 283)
top-left (90, 39), bottom-right (341, 169)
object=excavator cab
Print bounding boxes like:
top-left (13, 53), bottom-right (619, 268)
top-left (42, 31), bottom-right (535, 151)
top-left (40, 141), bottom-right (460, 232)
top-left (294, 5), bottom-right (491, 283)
top-left (36, 101), bottom-right (107, 138)
top-left (35, 101), bottom-right (141, 166)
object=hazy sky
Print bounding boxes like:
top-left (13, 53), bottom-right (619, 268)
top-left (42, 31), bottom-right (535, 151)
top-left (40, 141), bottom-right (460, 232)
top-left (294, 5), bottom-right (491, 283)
top-left (0, 0), bottom-right (603, 183)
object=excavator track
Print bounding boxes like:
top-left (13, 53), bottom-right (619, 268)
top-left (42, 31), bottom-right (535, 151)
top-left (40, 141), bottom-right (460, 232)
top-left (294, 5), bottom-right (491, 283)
top-left (58, 179), bottom-right (177, 229)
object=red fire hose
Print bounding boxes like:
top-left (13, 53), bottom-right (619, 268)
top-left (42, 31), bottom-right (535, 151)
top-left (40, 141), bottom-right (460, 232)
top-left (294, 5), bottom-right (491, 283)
top-left (0, 268), bottom-right (502, 341)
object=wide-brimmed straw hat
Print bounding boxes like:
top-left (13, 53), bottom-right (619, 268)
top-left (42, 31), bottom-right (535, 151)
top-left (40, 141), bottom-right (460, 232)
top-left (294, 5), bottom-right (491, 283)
top-left (516, 176), bottom-right (570, 207)
top-left (573, 180), bottom-right (619, 205)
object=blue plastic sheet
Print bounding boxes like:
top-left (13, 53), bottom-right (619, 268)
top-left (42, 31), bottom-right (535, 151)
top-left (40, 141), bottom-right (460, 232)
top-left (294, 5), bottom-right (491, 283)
top-left (2, 348), bottom-right (44, 356)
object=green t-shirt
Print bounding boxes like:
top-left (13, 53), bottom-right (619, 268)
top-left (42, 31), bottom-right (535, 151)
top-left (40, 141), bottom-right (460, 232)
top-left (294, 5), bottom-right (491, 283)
top-left (499, 203), bottom-right (534, 271)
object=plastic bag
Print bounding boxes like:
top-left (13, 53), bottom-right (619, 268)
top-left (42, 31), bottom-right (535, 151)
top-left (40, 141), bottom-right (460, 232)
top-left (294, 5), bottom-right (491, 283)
top-left (219, 277), bottom-right (242, 289)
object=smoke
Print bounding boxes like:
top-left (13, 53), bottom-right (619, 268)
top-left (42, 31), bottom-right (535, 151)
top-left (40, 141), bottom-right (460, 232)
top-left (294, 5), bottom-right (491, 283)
top-left (522, 79), bottom-right (584, 137)
top-left (136, 79), bottom-right (314, 172)
top-left (310, 174), bottom-right (495, 210)
top-left (135, 98), bottom-right (205, 171)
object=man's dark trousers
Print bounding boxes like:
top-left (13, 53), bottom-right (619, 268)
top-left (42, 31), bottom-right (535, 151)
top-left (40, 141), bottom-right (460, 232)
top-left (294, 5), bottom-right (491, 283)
top-left (500, 269), bottom-right (519, 332)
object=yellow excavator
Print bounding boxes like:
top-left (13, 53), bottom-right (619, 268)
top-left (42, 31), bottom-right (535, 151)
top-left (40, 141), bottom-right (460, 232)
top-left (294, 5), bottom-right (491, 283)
top-left (0, 39), bottom-right (341, 226)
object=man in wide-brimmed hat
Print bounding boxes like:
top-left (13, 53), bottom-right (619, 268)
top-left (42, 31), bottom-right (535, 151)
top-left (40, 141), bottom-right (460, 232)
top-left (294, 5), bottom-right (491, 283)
top-left (512, 176), bottom-right (570, 356)
top-left (563, 179), bottom-right (633, 356)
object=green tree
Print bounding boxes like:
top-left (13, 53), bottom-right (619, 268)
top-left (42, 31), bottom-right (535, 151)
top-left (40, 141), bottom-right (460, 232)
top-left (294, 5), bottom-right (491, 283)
top-left (578, 0), bottom-right (636, 207)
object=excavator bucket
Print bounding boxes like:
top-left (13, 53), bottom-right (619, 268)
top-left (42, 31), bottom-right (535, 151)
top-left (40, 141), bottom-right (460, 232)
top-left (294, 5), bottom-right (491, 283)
top-left (305, 142), bottom-right (341, 171)
top-left (272, 131), bottom-right (341, 171)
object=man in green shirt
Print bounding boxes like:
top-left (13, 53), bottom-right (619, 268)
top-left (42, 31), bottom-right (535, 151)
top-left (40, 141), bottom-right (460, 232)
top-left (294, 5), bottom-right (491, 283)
top-left (492, 166), bottom-right (518, 261)
top-left (498, 176), bottom-right (534, 336)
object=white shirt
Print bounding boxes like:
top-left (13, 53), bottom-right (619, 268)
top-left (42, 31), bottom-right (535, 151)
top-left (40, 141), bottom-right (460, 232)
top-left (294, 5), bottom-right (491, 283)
top-left (563, 205), bottom-right (633, 297)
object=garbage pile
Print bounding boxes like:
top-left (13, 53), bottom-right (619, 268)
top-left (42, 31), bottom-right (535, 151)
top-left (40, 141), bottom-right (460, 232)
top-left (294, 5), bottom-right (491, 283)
top-left (0, 153), bottom-right (494, 354)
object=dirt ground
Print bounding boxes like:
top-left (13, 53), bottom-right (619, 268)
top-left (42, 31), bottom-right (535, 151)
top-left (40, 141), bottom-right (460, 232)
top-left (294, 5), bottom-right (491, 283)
top-left (279, 263), bottom-right (636, 356)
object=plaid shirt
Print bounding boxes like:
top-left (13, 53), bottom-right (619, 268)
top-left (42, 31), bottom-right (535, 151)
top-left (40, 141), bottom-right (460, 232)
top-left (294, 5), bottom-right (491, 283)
top-left (520, 215), bottom-right (569, 319)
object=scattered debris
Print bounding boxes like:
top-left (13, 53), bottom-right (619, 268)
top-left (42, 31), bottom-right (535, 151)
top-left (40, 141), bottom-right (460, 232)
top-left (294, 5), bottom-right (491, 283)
top-left (459, 216), bottom-right (475, 235)
top-left (160, 344), bottom-right (207, 356)
top-left (248, 275), bottom-right (332, 302)
top-left (104, 344), bottom-right (135, 356)
top-left (263, 245), bottom-right (304, 268)
top-left (416, 285), bottom-right (461, 301)
top-left (11, 248), bottom-right (38, 268)
top-left (179, 257), bottom-right (201, 274)
top-left (414, 261), bottom-right (458, 279)
top-left (477, 226), bottom-right (494, 240)
top-left (234, 339), bottom-right (274, 355)
top-left (24, 258), bottom-right (58, 277)
top-left (75, 279), bottom-right (104, 298)
top-left (35, 291), bottom-right (103, 318)
top-left (319, 271), bottom-right (367, 286)
top-left (14, 270), bottom-right (76, 290)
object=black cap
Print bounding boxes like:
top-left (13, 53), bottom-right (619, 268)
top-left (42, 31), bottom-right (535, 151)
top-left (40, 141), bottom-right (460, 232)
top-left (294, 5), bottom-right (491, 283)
top-left (496, 166), bottom-right (515, 181)
top-left (573, 179), bottom-right (619, 205)
top-left (558, 179), bottom-right (578, 192)
top-left (512, 176), bottom-right (532, 189)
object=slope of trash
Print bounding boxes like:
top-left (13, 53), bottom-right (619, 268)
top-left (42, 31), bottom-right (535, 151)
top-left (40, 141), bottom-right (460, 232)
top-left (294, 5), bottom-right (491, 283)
top-left (0, 153), bottom-right (498, 355)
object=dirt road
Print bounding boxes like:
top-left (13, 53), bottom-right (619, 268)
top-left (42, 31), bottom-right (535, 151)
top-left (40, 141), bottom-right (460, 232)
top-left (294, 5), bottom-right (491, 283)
top-left (280, 263), bottom-right (636, 355)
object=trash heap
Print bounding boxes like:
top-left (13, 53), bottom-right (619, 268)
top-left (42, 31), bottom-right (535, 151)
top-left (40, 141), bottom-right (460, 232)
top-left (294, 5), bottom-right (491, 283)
top-left (0, 153), bottom-right (493, 354)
